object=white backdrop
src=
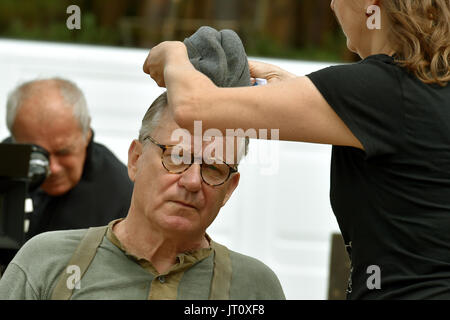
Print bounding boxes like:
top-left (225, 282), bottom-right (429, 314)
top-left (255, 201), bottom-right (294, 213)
top-left (0, 39), bottom-right (341, 299)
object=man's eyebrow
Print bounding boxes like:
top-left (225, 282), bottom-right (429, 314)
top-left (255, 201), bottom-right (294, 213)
top-left (54, 142), bottom-right (77, 154)
top-left (54, 147), bottom-right (71, 155)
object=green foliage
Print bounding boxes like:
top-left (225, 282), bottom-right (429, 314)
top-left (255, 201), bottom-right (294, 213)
top-left (0, 0), bottom-right (120, 46)
top-left (0, 0), bottom-right (349, 62)
top-left (245, 31), bottom-right (348, 62)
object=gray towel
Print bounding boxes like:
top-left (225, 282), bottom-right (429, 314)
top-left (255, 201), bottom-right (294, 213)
top-left (183, 26), bottom-right (251, 88)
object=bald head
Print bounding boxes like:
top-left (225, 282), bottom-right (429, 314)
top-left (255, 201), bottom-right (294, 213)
top-left (6, 78), bottom-right (91, 140)
top-left (6, 78), bottom-right (92, 196)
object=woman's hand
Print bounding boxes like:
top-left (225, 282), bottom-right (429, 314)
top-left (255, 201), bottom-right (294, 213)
top-left (249, 60), bottom-right (297, 84)
top-left (143, 41), bottom-right (188, 87)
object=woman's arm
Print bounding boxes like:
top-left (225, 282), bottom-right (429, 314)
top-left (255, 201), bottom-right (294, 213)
top-left (143, 41), bottom-right (364, 150)
top-left (248, 60), bottom-right (297, 84)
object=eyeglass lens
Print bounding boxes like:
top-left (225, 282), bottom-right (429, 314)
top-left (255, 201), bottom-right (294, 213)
top-left (161, 146), bottom-right (231, 185)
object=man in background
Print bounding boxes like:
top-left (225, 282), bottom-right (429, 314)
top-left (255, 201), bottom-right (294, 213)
top-left (4, 77), bottom-right (133, 240)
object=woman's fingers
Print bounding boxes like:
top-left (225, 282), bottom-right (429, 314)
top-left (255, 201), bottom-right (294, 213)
top-left (143, 41), bottom-right (188, 88)
top-left (143, 46), bottom-right (164, 86)
top-left (248, 60), bottom-right (271, 79)
top-left (248, 60), bottom-right (296, 83)
top-left (248, 60), bottom-right (283, 83)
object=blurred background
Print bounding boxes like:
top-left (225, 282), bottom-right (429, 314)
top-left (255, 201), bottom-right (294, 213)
top-left (0, 0), bottom-right (353, 299)
top-left (0, 0), bottom-right (359, 62)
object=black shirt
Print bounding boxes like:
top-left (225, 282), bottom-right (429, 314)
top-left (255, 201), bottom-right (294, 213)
top-left (0, 132), bottom-right (133, 270)
top-left (308, 54), bottom-right (450, 299)
top-left (26, 132), bottom-right (133, 238)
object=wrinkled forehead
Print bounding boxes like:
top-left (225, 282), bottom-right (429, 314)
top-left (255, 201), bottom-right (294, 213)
top-left (149, 112), bottom-right (246, 164)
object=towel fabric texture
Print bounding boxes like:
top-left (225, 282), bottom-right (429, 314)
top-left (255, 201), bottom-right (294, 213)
top-left (183, 26), bottom-right (251, 88)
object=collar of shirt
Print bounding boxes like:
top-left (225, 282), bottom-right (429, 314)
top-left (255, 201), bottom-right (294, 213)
top-left (81, 129), bottom-right (95, 180)
top-left (106, 219), bottom-right (213, 277)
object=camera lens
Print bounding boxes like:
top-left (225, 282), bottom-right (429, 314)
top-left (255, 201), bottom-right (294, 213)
top-left (28, 144), bottom-right (50, 192)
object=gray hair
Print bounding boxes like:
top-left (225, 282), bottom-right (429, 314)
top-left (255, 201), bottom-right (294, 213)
top-left (139, 91), bottom-right (250, 164)
top-left (138, 91), bottom-right (168, 143)
top-left (6, 77), bottom-right (91, 139)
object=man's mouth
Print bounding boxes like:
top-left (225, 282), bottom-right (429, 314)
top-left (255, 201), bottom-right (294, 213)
top-left (172, 200), bottom-right (197, 209)
top-left (45, 176), bottom-right (63, 185)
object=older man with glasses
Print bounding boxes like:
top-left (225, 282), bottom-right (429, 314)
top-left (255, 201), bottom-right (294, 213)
top-left (0, 89), bottom-right (285, 300)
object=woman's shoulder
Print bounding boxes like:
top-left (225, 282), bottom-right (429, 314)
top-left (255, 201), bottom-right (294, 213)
top-left (360, 53), bottom-right (397, 65)
top-left (337, 54), bottom-right (400, 78)
top-left (307, 54), bottom-right (403, 102)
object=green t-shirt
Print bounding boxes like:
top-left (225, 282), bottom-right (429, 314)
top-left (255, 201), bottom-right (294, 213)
top-left (0, 226), bottom-right (285, 300)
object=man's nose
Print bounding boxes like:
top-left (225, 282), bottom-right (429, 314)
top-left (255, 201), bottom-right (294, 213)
top-left (48, 155), bottom-right (63, 176)
top-left (178, 164), bottom-right (202, 192)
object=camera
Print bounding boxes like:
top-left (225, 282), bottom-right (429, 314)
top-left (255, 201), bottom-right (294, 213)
top-left (27, 144), bottom-right (51, 192)
top-left (0, 143), bottom-right (50, 250)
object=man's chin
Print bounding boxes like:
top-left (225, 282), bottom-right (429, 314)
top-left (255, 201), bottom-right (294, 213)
top-left (160, 215), bottom-right (199, 234)
top-left (41, 182), bottom-right (72, 196)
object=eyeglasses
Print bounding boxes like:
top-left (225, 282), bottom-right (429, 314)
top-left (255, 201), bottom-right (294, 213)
top-left (143, 136), bottom-right (238, 186)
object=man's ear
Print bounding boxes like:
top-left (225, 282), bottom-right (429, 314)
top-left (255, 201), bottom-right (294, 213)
top-left (127, 140), bottom-right (143, 182)
top-left (84, 128), bottom-right (93, 146)
top-left (221, 172), bottom-right (240, 207)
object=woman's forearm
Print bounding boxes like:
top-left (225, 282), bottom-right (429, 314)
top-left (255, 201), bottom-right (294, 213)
top-left (144, 41), bottom-right (297, 137)
top-left (144, 42), bottom-right (362, 148)
top-left (162, 50), bottom-right (219, 130)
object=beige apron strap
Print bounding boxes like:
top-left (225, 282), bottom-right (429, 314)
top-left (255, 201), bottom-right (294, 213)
top-left (51, 226), bottom-right (108, 300)
top-left (209, 240), bottom-right (232, 300)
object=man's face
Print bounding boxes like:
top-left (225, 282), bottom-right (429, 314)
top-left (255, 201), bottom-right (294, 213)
top-left (12, 86), bottom-right (89, 196)
top-left (127, 111), bottom-right (240, 238)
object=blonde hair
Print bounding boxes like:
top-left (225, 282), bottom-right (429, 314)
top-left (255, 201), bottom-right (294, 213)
top-left (383, 0), bottom-right (450, 86)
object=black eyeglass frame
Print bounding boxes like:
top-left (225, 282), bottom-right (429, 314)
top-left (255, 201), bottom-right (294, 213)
top-left (143, 136), bottom-right (238, 186)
